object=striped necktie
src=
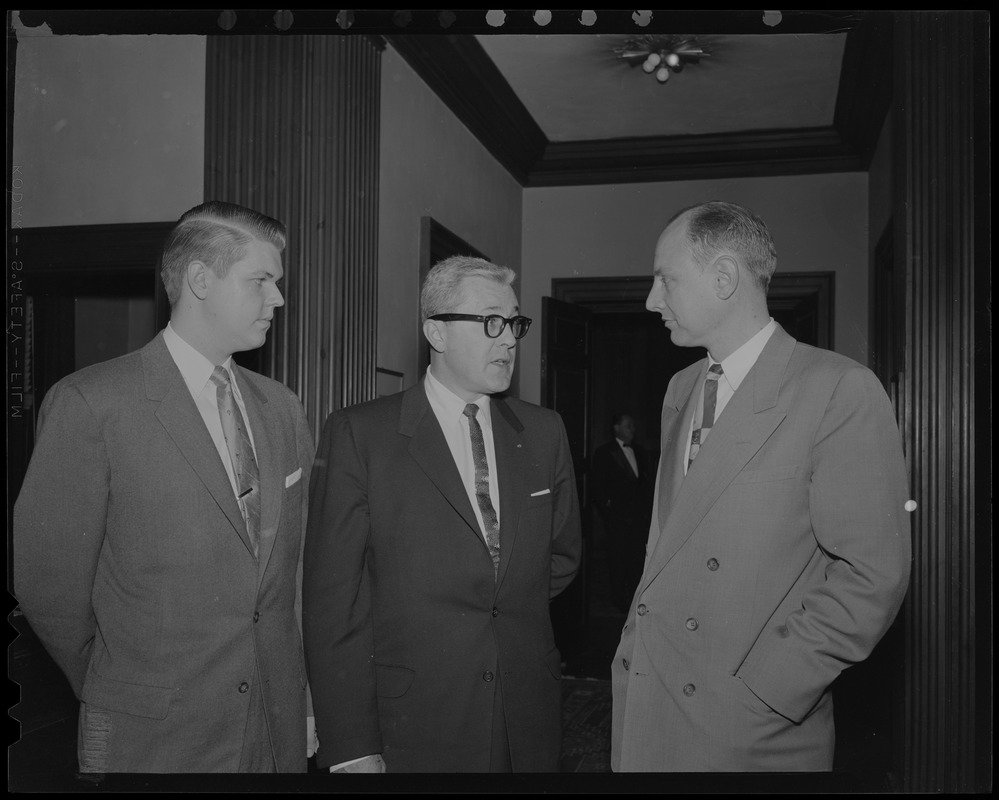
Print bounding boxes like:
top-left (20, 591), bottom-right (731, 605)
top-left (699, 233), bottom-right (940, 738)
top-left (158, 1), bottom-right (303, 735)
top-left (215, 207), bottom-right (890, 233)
top-left (210, 365), bottom-right (261, 557)
top-left (688, 363), bottom-right (724, 470)
top-left (463, 403), bottom-right (501, 578)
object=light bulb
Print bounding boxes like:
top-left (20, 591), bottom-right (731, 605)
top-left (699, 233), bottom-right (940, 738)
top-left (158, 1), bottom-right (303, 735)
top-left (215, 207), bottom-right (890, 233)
top-left (665, 52), bottom-right (680, 68)
top-left (656, 67), bottom-right (670, 83)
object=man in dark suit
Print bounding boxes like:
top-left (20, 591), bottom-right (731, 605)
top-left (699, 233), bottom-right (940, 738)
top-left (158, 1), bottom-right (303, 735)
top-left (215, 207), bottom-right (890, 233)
top-left (13, 201), bottom-right (315, 773)
top-left (303, 255), bottom-right (582, 773)
top-left (612, 201), bottom-right (911, 771)
top-left (590, 413), bottom-right (654, 612)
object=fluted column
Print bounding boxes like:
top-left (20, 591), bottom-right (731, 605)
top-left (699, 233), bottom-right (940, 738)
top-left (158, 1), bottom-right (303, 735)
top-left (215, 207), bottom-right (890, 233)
top-left (205, 33), bottom-right (381, 438)
top-left (895, 11), bottom-right (988, 793)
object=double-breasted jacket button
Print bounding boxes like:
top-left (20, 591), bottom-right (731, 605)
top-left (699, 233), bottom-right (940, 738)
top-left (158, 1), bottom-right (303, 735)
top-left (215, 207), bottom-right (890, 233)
top-left (622, 658), bottom-right (630, 671)
top-left (482, 671), bottom-right (494, 682)
top-left (253, 611), bottom-right (260, 623)
top-left (238, 681), bottom-right (249, 693)
top-left (777, 625), bottom-right (790, 638)
top-left (492, 607), bottom-right (499, 618)
top-left (685, 618), bottom-right (699, 631)
top-left (706, 558), bottom-right (720, 571)
top-left (637, 604), bottom-right (648, 616)
top-left (682, 683), bottom-right (696, 697)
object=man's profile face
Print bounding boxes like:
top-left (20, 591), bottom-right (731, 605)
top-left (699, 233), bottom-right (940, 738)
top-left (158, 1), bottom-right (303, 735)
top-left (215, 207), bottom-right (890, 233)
top-left (434, 275), bottom-right (519, 402)
top-left (646, 217), bottom-right (720, 350)
top-left (203, 238), bottom-right (285, 356)
top-left (614, 416), bottom-right (636, 445)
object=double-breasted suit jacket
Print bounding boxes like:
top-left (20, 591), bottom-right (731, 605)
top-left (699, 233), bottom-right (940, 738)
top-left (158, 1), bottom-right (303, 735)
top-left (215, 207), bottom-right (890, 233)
top-left (303, 382), bottom-right (582, 772)
top-left (611, 325), bottom-right (911, 771)
top-left (13, 332), bottom-right (314, 772)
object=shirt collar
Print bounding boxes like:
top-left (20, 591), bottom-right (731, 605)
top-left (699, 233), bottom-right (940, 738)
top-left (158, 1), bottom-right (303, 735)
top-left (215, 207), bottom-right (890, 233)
top-left (163, 321), bottom-right (234, 397)
top-left (425, 366), bottom-right (492, 428)
top-left (711, 318), bottom-right (777, 392)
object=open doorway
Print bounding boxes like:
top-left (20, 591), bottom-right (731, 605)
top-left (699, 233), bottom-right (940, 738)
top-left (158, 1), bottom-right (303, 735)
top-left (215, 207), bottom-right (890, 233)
top-left (543, 273), bottom-right (832, 680)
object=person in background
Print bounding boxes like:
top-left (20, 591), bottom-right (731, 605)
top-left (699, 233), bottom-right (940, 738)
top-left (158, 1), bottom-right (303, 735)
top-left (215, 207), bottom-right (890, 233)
top-left (590, 412), bottom-right (654, 612)
top-left (612, 200), bottom-right (911, 771)
top-left (14, 200), bottom-right (316, 773)
top-left (304, 255), bottom-right (582, 773)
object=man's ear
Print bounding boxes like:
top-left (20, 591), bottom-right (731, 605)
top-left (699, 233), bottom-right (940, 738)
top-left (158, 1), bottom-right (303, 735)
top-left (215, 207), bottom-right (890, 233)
top-left (713, 255), bottom-right (739, 300)
top-left (186, 261), bottom-right (212, 300)
top-left (423, 319), bottom-right (446, 354)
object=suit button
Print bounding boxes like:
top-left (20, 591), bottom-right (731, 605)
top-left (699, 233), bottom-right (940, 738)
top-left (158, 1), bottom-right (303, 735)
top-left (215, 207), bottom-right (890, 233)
top-left (777, 625), bottom-right (789, 638)
top-left (622, 658), bottom-right (630, 671)
top-left (685, 618), bottom-right (698, 631)
top-left (238, 682), bottom-right (249, 693)
top-left (706, 558), bottom-right (720, 571)
top-left (483, 671), bottom-right (494, 682)
top-left (492, 607), bottom-right (499, 617)
top-left (637, 604), bottom-right (648, 616)
top-left (683, 683), bottom-right (696, 697)
top-left (253, 611), bottom-right (260, 623)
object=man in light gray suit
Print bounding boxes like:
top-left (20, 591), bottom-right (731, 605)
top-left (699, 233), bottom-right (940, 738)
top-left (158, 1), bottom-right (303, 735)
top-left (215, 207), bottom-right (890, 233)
top-left (14, 201), bottom-right (315, 772)
top-left (612, 201), bottom-right (911, 771)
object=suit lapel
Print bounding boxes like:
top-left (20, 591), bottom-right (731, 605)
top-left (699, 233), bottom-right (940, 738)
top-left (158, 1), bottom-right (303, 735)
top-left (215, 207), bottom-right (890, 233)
top-left (642, 328), bottom-right (794, 591)
top-left (491, 397), bottom-right (527, 590)
top-left (612, 445), bottom-right (637, 481)
top-left (648, 365), bottom-right (700, 556)
top-left (236, 366), bottom-right (281, 578)
top-left (143, 334), bottom-right (254, 557)
top-left (400, 384), bottom-right (483, 543)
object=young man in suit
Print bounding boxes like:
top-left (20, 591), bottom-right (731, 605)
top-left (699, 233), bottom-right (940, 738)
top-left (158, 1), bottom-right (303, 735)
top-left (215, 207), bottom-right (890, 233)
top-left (612, 201), bottom-right (911, 771)
top-left (13, 201), bottom-right (315, 773)
top-left (590, 413), bottom-right (654, 612)
top-left (303, 255), bottom-right (582, 773)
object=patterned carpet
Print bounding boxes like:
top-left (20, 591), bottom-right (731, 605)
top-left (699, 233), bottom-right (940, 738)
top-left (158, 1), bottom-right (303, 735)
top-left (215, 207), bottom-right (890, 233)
top-left (559, 678), bottom-right (613, 773)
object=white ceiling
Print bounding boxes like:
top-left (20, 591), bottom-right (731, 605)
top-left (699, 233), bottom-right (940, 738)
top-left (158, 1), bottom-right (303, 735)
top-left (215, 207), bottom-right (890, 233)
top-left (476, 33), bottom-right (847, 142)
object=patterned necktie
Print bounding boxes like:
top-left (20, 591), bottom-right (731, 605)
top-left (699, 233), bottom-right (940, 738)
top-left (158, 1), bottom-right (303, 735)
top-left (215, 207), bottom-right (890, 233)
top-left (463, 403), bottom-right (501, 577)
top-left (210, 365), bottom-right (261, 557)
top-left (688, 363), bottom-right (724, 470)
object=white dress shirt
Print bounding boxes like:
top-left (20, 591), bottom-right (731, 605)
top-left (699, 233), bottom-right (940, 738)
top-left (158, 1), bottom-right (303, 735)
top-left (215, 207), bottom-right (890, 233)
top-left (162, 322), bottom-right (257, 497)
top-left (683, 318), bottom-right (777, 473)
top-left (617, 438), bottom-right (639, 477)
top-left (424, 367), bottom-right (501, 540)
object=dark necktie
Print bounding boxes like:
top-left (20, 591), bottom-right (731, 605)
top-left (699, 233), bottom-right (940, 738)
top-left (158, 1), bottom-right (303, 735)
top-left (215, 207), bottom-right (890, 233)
top-left (211, 365), bottom-right (261, 557)
top-left (463, 403), bottom-right (501, 577)
top-left (688, 363), bottom-right (724, 470)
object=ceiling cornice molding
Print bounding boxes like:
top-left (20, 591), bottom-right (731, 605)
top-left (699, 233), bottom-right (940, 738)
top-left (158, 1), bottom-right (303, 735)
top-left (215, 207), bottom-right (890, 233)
top-left (835, 12), bottom-right (895, 168)
top-left (384, 14), bottom-right (890, 188)
top-left (530, 129), bottom-right (863, 187)
top-left (383, 33), bottom-right (547, 185)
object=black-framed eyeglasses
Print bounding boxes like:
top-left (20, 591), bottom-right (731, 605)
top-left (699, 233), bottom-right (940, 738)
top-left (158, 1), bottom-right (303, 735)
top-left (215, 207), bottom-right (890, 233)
top-left (428, 313), bottom-right (533, 340)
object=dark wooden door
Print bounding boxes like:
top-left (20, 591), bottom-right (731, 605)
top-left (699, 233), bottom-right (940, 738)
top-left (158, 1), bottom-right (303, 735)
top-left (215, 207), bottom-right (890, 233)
top-left (541, 297), bottom-right (592, 652)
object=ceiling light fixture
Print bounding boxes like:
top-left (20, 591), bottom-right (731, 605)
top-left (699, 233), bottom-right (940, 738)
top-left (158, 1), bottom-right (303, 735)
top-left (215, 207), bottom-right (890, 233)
top-left (613, 34), bottom-right (714, 84)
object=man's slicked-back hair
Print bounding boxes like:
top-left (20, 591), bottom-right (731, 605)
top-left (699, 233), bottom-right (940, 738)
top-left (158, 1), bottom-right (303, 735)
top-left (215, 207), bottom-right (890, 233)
top-left (669, 201), bottom-right (778, 293)
top-left (420, 254), bottom-right (517, 323)
top-left (160, 200), bottom-right (287, 307)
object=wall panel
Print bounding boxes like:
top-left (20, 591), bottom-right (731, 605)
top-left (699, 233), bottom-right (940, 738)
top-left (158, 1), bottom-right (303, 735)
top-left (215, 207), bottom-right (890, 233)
top-left (206, 34), bottom-right (381, 437)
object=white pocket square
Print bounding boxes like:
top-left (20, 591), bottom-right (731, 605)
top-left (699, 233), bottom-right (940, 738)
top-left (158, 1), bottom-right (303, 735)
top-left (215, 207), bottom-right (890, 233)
top-left (285, 467), bottom-right (303, 488)
top-left (530, 489), bottom-right (551, 497)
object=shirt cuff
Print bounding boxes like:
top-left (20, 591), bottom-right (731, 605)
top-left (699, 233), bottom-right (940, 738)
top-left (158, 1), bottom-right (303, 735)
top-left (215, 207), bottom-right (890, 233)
top-left (329, 754), bottom-right (377, 772)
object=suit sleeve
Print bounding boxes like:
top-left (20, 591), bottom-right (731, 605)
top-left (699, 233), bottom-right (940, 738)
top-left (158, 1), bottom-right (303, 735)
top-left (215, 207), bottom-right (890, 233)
top-left (13, 380), bottom-right (109, 698)
top-left (739, 366), bottom-right (912, 722)
top-left (302, 410), bottom-right (381, 768)
top-left (290, 396), bottom-right (316, 718)
top-left (549, 413), bottom-right (583, 599)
